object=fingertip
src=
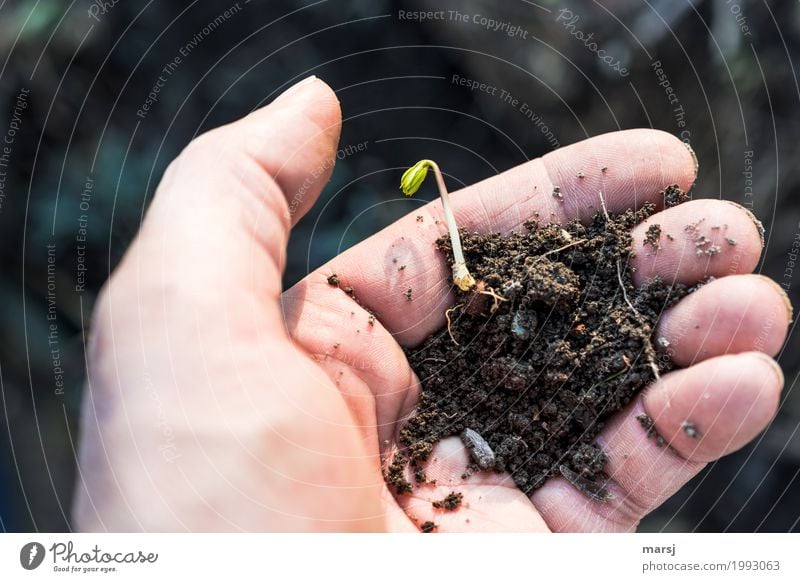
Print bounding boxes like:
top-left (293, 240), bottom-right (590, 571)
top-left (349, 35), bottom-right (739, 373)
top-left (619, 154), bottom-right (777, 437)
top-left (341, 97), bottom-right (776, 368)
top-left (540, 129), bottom-right (699, 221)
top-left (285, 76), bottom-right (342, 144)
top-left (234, 76), bottom-right (343, 224)
top-left (645, 352), bottom-right (783, 462)
top-left (748, 351), bottom-right (785, 392)
top-left (722, 201), bottom-right (766, 247)
top-left (631, 199), bottom-right (764, 286)
top-left (757, 274), bottom-right (794, 322)
top-left (656, 274), bottom-right (791, 365)
top-left (649, 129), bottom-right (697, 192)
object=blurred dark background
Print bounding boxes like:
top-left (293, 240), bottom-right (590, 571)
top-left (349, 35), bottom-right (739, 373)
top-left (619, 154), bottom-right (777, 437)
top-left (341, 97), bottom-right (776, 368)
top-left (0, 0), bottom-right (798, 532)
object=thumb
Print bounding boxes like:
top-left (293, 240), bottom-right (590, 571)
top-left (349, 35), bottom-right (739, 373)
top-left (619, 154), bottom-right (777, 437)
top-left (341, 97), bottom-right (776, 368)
top-left (126, 76), bottom-right (341, 307)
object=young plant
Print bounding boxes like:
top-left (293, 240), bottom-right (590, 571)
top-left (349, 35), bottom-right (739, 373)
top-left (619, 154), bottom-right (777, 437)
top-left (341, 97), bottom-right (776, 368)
top-left (400, 160), bottom-right (476, 291)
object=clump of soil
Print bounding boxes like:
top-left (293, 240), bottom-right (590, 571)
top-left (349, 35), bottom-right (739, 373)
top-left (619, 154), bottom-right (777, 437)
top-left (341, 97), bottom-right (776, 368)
top-left (388, 195), bottom-right (689, 497)
top-left (432, 491), bottom-right (463, 510)
top-left (636, 412), bottom-right (666, 448)
top-left (644, 224), bottom-right (662, 249)
top-left (420, 521), bottom-right (437, 533)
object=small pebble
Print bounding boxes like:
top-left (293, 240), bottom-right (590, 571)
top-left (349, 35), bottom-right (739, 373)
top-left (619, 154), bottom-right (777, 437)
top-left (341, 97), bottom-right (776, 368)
top-left (327, 274), bottom-right (339, 286)
top-left (461, 428), bottom-right (496, 470)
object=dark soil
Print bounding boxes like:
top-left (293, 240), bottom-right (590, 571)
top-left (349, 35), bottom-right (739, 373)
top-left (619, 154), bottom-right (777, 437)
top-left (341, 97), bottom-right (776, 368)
top-left (644, 224), bottom-right (662, 249)
top-left (636, 412), bottom-right (666, 448)
top-left (420, 521), bottom-right (437, 533)
top-left (388, 191), bottom-right (690, 498)
top-left (432, 491), bottom-right (464, 510)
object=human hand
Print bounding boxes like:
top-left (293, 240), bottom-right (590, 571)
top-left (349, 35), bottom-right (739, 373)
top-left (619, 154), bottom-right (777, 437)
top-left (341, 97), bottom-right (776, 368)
top-left (74, 78), bottom-right (790, 532)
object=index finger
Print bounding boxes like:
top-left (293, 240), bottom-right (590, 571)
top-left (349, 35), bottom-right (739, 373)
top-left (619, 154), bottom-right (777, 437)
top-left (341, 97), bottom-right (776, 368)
top-left (283, 129), bottom-right (697, 347)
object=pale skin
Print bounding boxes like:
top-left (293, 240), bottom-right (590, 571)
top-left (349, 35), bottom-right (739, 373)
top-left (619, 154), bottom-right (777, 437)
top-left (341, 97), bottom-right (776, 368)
top-left (74, 77), bottom-right (791, 532)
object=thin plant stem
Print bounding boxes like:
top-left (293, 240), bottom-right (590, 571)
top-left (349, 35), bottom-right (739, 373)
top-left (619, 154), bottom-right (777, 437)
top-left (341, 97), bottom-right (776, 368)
top-left (425, 160), bottom-right (475, 291)
top-left (401, 159), bottom-right (476, 291)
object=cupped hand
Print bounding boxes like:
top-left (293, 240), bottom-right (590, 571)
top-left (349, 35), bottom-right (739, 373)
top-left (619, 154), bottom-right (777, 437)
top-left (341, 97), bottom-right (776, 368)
top-left (74, 78), bottom-right (790, 532)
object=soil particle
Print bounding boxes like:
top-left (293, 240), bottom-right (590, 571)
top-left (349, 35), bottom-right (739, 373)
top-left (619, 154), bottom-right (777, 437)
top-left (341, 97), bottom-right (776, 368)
top-left (368, 315), bottom-right (376, 326)
top-left (552, 186), bottom-right (563, 201)
top-left (636, 413), bottom-right (656, 436)
top-left (344, 286), bottom-right (354, 295)
top-left (601, 167), bottom-right (608, 173)
top-left (412, 462), bottom-right (427, 484)
top-left (577, 172), bottom-right (585, 179)
top-left (637, 413), bottom-right (667, 447)
top-left (420, 521), bottom-right (437, 533)
top-left (726, 238), bottom-right (737, 246)
top-left (386, 453), bottom-right (412, 494)
top-left (432, 491), bottom-right (464, 510)
top-left (389, 199), bottom-right (688, 496)
top-left (405, 288), bottom-right (413, 301)
top-left (663, 184), bottom-right (690, 208)
top-left (644, 224), bottom-right (662, 249)
top-left (417, 215), bottom-right (424, 222)
top-left (327, 274), bottom-right (340, 287)
top-left (399, 264), bottom-right (406, 271)
top-left (666, 233), bottom-right (675, 241)
top-left (682, 421), bottom-right (700, 439)
top-left (559, 464), bottom-right (614, 502)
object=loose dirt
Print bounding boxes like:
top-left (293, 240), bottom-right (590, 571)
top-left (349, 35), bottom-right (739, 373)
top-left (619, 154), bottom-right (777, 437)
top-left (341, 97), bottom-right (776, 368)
top-left (387, 188), bottom-right (691, 498)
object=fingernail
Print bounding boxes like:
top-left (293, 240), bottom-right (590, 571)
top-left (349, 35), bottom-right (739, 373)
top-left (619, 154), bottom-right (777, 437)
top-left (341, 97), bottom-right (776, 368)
top-left (275, 75), bottom-right (318, 103)
top-left (723, 201), bottom-right (766, 247)
top-left (758, 274), bottom-right (794, 322)
top-left (684, 141), bottom-right (699, 186)
top-left (752, 352), bottom-right (785, 387)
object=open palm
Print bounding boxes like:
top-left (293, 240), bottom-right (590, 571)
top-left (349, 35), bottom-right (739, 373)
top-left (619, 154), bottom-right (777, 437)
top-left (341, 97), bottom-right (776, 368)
top-left (74, 78), bottom-right (788, 532)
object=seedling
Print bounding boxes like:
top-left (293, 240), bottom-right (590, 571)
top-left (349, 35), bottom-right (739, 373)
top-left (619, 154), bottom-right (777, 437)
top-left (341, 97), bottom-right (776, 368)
top-left (401, 160), bottom-right (476, 291)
